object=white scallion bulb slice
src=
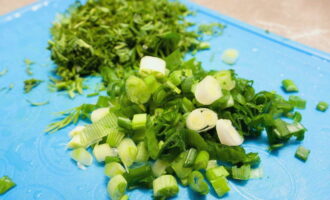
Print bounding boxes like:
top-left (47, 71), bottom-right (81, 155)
top-left (117, 138), bottom-right (137, 169)
top-left (186, 108), bottom-right (218, 132)
top-left (91, 107), bottom-right (109, 123)
top-left (194, 76), bottom-right (223, 105)
top-left (71, 148), bottom-right (93, 167)
top-left (93, 143), bottom-right (117, 162)
top-left (216, 119), bottom-right (244, 146)
top-left (139, 56), bottom-right (166, 76)
top-left (69, 126), bottom-right (85, 138)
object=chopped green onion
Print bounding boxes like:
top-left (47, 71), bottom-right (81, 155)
top-left (126, 75), bottom-right (151, 104)
top-left (86, 92), bottom-right (99, 97)
top-left (213, 70), bottom-right (236, 90)
top-left (0, 176), bottom-right (16, 195)
top-left (152, 159), bottom-right (169, 177)
top-left (221, 48), bottom-right (239, 65)
top-left (286, 122), bottom-right (306, 140)
top-left (26, 99), bottom-right (49, 106)
top-left (194, 76), bottom-right (223, 105)
top-left (153, 175), bottom-right (179, 198)
top-left (272, 118), bottom-right (291, 139)
top-left (186, 108), bottom-right (218, 132)
top-left (104, 162), bottom-right (126, 177)
top-left (289, 95), bottom-right (306, 109)
top-left (123, 164), bottom-right (153, 187)
top-left (169, 70), bottom-right (183, 86)
top-left (282, 79), bottom-right (299, 92)
top-left (182, 97), bottom-right (195, 113)
top-left (206, 166), bottom-right (229, 180)
top-left (107, 174), bottom-right (127, 200)
top-left (117, 138), bottom-right (137, 169)
top-left (316, 101), bottom-right (328, 112)
top-left (198, 42), bottom-right (211, 50)
top-left (206, 160), bottom-right (218, 170)
top-left (118, 117), bottom-right (132, 130)
top-left (231, 164), bottom-right (251, 180)
top-left (69, 126), bottom-right (85, 138)
top-left (188, 171), bottom-right (210, 195)
top-left (193, 150), bottom-right (209, 170)
top-left (144, 75), bottom-right (161, 93)
top-left (107, 129), bottom-right (125, 147)
top-left (210, 176), bottom-right (230, 197)
top-left (93, 143), bottom-right (117, 162)
top-left (91, 107), bottom-right (109, 123)
top-left (71, 148), bottom-right (93, 167)
top-left (295, 146), bottom-right (310, 161)
top-left (216, 119), bottom-right (244, 146)
top-left (166, 80), bottom-right (181, 94)
top-left (171, 151), bottom-right (193, 180)
top-left (105, 156), bottom-right (121, 163)
top-left (120, 195), bottom-right (129, 200)
top-left (183, 148), bottom-right (197, 167)
top-left (132, 113), bottom-right (147, 130)
top-left (135, 141), bottom-right (149, 162)
top-left (139, 56), bottom-right (166, 77)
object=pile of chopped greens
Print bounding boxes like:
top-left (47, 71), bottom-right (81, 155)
top-left (43, 0), bottom-right (315, 199)
top-left (57, 51), bottom-right (308, 199)
top-left (48, 0), bottom-right (215, 97)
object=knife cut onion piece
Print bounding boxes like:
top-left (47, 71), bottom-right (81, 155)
top-left (186, 108), bottom-right (218, 132)
top-left (139, 56), bottom-right (166, 76)
top-left (216, 119), bottom-right (244, 146)
top-left (194, 76), bottom-right (223, 105)
top-left (91, 107), bottom-right (109, 123)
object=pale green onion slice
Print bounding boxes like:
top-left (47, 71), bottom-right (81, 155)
top-left (91, 107), bottom-right (109, 123)
top-left (139, 56), bottom-right (166, 77)
top-left (152, 159), bottom-right (169, 177)
top-left (206, 160), bottom-right (218, 170)
top-left (117, 138), bottom-right (137, 169)
top-left (210, 177), bottom-right (230, 197)
top-left (69, 126), bottom-right (85, 138)
top-left (186, 108), bottom-right (218, 132)
top-left (221, 48), bottom-right (239, 65)
top-left (71, 148), bottom-right (93, 167)
top-left (194, 76), bottom-right (223, 105)
top-left (93, 143), bottom-right (117, 162)
top-left (216, 119), bottom-right (244, 146)
top-left (193, 150), bottom-right (209, 170)
top-left (132, 113), bottom-right (147, 130)
top-left (135, 141), bottom-right (149, 162)
top-left (213, 70), bottom-right (236, 90)
top-left (206, 166), bottom-right (229, 180)
top-left (107, 129), bottom-right (125, 147)
top-left (153, 175), bottom-right (179, 198)
top-left (104, 162), bottom-right (126, 177)
top-left (107, 174), bottom-right (127, 200)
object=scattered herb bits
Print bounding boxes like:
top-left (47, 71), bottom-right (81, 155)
top-left (295, 146), bottom-right (310, 161)
top-left (0, 176), bottom-right (16, 195)
top-left (316, 101), bottom-right (328, 112)
top-left (24, 78), bottom-right (42, 93)
top-left (289, 95), bottom-right (306, 109)
top-left (221, 48), bottom-right (239, 65)
top-left (282, 79), bottom-right (299, 92)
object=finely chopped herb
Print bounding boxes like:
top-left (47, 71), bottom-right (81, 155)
top-left (48, 0), bottom-right (222, 97)
top-left (0, 176), bottom-right (16, 195)
top-left (24, 78), bottom-right (42, 93)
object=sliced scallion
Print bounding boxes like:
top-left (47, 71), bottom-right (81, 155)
top-left (71, 148), bottom-right (93, 167)
top-left (132, 113), bottom-right (147, 130)
top-left (91, 107), bottom-right (109, 123)
top-left (188, 171), bottom-right (209, 195)
top-left (0, 176), bottom-right (16, 195)
top-left (221, 48), bottom-right (239, 65)
top-left (93, 143), bottom-right (117, 162)
top-left (210, 176), bottom-right (230, 197)
top-left (289, 95), bottom-right (306, 109)
top-left (183, 148), bottom-right (197, 167)
top-left (231, 164), bottom-right (251, 180)
top-left (107, 174), bottom-right (127, 200)
top-left (282, 79), bottom-right (299, 92)
top-left (104, 162), bottom-right (126, 177)
top-left (206, 166), bottom-right (229, 180)
top-left (117, 138), bottom-right (137, 169)
top-left (152, 159), bottom-right (169, 177)
top-left (295, 146), bottom-right (310, 161)
top-left (193, 150), bottom-right (209, 170)
top-left (316, 101), bottom-right (328, 112)
top-left (153, 175), bottom-right (179, 198)
top-left (135, 141), bottom-right (149, 162)
top-left (106, 129), bottom-right (125, 147)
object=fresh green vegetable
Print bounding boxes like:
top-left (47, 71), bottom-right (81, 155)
top-left (107, 174), bottom-right (127, 200)
top-left (183, 148), bottom-right (197, 167)
top-left (24, 78), bottom-right (42, 93)
top-left (132, 113), bottom-right (147, 130)
top-left (209, 176), bottom-right (230, 197)
top-left (135, 141), bottom-right (149, 162)
top-left (221, 48), bottom-right (239, 65)
top-left (316, 101), bottom-right (328, 112)
top-left (118, 138), bottom-right (138, 169)
top-left (231, 164), bottom-right (251, 180)
top-left (289, 95), bottom-right (306, 109)
top-left (123, 164), bottom-right (153, 188)
top-left (48, 0), bottom-right (205, 96)
top-left (0, 68), bottom-right (8, 76)
top-left (71, 148), bottom-right (93, 167)
top-left (193, 150), bottom-right (209, 170)
top-left (153, 175), bottom-right (179, 198)
top-left (206, 166), bottom-right (229, 180)
top-left (295, 146), bottom-right (310, 161)
top-left (93, 143), bottom-right (116, 162)
top-left (26, 99), bottom-right (49, 106)
top-left (152, 159), bottom-right (169, 177)
top-left (0, 176), bottom-right (16, 195)
top-left (282, 79), bottom-right (299, 92)
top-left (104, 162), bottom-right (125, 177)
top-left (188, 171), bottom-right (209, 195)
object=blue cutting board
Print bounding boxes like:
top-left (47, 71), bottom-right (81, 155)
top-left (1, 0), bottom-right (329, 199)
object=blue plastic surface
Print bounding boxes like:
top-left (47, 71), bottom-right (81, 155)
top-left (1, 0), bottom-right (330, 199)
